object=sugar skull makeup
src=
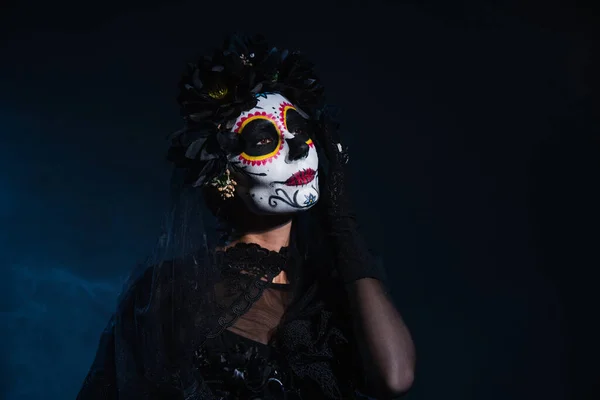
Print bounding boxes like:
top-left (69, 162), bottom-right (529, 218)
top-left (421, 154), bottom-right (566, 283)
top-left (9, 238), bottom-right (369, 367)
top-left (228, 93), bottom-right (319, 214)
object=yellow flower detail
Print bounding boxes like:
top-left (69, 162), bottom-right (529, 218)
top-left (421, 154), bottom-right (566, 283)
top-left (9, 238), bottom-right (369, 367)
top-left (208, 85), bottom-right (228, 100)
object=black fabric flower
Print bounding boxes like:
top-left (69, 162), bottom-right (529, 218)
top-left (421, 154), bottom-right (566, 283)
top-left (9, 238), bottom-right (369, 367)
top-left (196, 336), bottom-right (297, 399)
top-left (168, 33), bottom-right (326, 187)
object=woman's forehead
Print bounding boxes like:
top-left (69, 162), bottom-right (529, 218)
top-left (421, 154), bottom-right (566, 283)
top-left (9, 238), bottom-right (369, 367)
top-left (249, 93), bottom-right (291, 114)
top-left (233, 93), bottom-right (295, 132)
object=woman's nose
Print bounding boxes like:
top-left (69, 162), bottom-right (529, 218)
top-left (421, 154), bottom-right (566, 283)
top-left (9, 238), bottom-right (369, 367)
top-left (286, 136), bottom-right (309, 161)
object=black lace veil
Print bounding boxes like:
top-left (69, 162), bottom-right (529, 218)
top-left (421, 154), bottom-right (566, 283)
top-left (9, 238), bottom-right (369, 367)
top-left (112, 163), bottom-right (337, 394)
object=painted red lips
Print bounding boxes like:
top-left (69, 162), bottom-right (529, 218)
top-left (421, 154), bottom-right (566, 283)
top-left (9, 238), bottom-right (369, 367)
top-left (284, 168), bottom-right (316, 186)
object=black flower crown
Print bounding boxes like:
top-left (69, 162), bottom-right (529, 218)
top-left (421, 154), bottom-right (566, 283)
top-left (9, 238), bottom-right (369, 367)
top-left (167, 33), bottom-right (326, 188)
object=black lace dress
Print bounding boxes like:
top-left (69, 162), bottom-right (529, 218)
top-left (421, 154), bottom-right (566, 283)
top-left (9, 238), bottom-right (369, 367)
top-left (196, 283), bottom-right (317, 400)
top-left (77, 243), bottom-right (371, 400)
top-left (193, 244), bottom-right (361, 399)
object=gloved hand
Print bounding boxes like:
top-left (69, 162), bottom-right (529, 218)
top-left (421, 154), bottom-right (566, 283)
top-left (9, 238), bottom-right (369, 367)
top-left (313, 108), bottom-right (386, 284)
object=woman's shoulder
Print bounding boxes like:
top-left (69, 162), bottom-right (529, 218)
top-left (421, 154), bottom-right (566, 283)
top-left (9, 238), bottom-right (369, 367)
top-left (115, 254), bottom-right (204, 312)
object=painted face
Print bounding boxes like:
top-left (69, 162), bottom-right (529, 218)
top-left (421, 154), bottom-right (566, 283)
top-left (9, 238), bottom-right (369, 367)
top-left (228, 93), bottom-right (319, 214)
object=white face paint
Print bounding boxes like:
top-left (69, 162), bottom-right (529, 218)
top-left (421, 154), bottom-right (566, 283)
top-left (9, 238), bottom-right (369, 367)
top-left (227, 93), bottom-right (319, 214)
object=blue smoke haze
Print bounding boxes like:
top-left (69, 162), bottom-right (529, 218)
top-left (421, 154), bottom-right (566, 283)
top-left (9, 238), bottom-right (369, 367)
top-left (3, 265), bottom-right (119, 399)
top-left (0, 110), bottom-right (169, 398)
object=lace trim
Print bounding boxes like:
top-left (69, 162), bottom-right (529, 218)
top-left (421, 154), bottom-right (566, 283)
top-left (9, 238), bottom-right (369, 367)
top-left (205, 242), bottom-right (288, 340)
top-left (205, 266), bottom-right (280, 339)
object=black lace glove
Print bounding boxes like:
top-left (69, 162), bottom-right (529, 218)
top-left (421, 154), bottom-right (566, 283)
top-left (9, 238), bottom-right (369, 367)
top-left (314, 110), bottom-right (386, 284)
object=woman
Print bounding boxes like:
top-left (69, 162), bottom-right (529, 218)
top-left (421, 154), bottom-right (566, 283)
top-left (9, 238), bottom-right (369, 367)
top-left (77, 34), bottom-right (415, 399)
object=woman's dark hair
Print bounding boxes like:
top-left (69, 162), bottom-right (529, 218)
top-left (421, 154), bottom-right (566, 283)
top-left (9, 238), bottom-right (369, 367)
top-left (201, 183), bottom-right (240, 233)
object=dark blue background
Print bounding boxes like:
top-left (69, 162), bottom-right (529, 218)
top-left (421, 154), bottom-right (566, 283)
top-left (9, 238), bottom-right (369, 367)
top-left (1, 0), bottom-right (597, 399)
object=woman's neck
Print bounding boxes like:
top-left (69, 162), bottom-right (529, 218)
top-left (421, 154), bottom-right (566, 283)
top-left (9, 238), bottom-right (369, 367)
top-left (227, 218), bottom-right (293, 284)
top-left (236, 219), bottom-right (293, 252)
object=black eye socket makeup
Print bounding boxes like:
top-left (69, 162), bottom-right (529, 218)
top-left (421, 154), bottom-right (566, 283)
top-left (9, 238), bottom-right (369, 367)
top-left (285, 109), bottom-right (311, 140)
top-left (239, 118), bottom-right (281, 157)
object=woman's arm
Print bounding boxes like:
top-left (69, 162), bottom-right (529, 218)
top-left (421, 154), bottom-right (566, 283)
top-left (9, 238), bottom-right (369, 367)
top-left (347, 278), bottom-right (415, 398)
top-left (314, 112), bottom-right (415, 397)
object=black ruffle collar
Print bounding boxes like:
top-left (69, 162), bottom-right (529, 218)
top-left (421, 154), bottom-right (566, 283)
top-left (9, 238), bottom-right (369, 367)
top-left (214, 242), bottom-right (291, 280)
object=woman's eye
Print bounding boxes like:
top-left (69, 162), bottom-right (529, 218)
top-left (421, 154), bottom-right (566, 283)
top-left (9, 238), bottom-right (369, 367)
top-left (256, 138), bottom-right (273, 146)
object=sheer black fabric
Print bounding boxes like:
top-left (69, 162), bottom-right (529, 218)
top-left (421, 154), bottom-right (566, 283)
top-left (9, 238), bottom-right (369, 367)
top-left (77, 242), bottom-right (378, 399)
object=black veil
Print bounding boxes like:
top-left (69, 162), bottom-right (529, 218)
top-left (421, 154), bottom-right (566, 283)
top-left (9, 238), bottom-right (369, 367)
top-left (109, 173), bottom-right (346, 397)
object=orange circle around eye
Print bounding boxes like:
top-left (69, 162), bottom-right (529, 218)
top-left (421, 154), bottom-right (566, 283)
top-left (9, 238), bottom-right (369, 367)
top-left (236, 114), bottom-right (284, 164)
